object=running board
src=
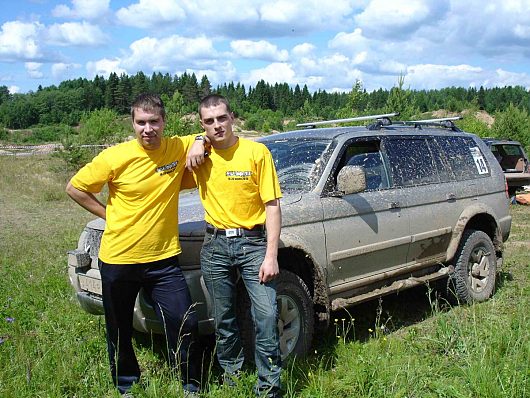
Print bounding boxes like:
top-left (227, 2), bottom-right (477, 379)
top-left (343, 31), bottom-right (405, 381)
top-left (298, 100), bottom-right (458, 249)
top-left (331, 266), bottom-right (451, 311)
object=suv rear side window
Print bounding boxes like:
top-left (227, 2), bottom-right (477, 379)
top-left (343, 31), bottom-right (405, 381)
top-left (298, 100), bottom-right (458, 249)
top-left (383, 137), bottom-right (440, 187)
top-left (435, 136), bottom-right (490, 180)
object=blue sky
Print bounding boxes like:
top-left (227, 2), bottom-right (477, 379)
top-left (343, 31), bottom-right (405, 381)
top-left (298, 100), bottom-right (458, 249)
top-left (1, 0), bottom-right (530, 94)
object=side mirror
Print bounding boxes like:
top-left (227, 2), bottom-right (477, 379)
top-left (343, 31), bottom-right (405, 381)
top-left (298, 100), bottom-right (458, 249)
top-left (337, 165), bottom-right (366, 195)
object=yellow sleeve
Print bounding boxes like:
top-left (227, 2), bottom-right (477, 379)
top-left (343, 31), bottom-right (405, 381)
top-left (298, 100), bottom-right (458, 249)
top-left (70, 150), bottom-right (113, 193)
top-left (258, 146), bottom-right (282, 203)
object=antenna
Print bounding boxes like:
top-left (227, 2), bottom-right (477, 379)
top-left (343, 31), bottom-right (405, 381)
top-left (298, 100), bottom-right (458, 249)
top-left (296, 112), bottom-right (400, 128)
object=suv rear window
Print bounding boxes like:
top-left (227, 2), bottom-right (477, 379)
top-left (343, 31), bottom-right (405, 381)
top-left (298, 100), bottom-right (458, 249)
top-left (435, 136), bottom-right (490, 181)
top-left (383, 137), bottom-right (440, 187)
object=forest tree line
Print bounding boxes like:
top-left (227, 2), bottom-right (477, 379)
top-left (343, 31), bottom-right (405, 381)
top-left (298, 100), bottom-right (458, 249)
top-left (0, 71), bottom-right (529, 152)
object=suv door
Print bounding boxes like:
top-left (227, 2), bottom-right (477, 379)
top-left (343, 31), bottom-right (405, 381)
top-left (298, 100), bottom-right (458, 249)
top-left (321, 138), bottom-right (410, 298)
top-left (382, 136), bottom-right (457, 266)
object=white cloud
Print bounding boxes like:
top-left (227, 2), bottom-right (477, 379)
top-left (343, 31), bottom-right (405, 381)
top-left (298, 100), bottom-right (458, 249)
top-left (329, 28), bottom-right (369, 52)
top-left (0, 21), bottom-right (44, 61)
top-left (25, 62), bottom-right (43, 79)
top-left (259, 0), bottom-right (355, 29)
top-left (53, 0), bottom-right (110, 20)
top-left (231, 40), bottom-right (288, 62)
top-left (46, 22), bottom-right (107, 46)
top-left (121, 35), bottom-right (217, 71)
top-left (486, 69), bottom-right (530, 89)
top-left (116, 0), bottom-right (186, 29)
top-left (8, 85), bottom-right (20, 94)
top-left (52, 63), bottom-right (81, 79)
top-left (405, 64), bottom-right (483, 89)
top-left (355, 0), bottom-right (449, 39)
top-left (291, 43), bottom-right (315, 58)
top-left (242, 63), bottom-right (297, 87)
top-left (86, 58), bottom-right (127, 78)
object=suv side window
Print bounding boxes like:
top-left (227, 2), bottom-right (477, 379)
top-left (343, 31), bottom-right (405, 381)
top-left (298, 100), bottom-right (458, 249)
top-left (336, 139), bottom-right (390, 190)
top-left (435, 136), bottom-right (490, 180)
top-left (383, 137), bottom-right (440, 187)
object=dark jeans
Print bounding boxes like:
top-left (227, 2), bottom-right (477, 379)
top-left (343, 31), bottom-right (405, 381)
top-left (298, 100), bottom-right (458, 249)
top-left (200, 232), bottom-right (281, 397)
top-left (99, 256), bottom-right (199, 394)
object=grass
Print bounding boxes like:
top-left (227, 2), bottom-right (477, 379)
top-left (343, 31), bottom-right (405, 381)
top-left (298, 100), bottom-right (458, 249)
top-left (0, 154), bottom-right (528, 397)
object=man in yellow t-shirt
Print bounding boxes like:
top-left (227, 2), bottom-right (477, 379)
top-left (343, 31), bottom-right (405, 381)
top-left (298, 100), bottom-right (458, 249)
top-left (191, 94), bottom-right (282, 398)
top-left (66, 93), bottom-right (206, 396)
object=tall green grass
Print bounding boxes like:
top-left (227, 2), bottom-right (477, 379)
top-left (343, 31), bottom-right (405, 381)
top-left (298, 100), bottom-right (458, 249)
top-left (0, 154), bottom-right (528, 397)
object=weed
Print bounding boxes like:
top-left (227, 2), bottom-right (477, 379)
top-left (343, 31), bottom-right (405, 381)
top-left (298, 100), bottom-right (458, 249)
top-left (0, 154), bottom-right (528, 397)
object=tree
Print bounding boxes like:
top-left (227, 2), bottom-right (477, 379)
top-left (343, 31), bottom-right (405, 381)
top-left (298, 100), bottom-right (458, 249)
top-left (491, 104), bottom-right (530, 149)
top-left (0, 94), bottom-right (38, 129)
top-left (385, 75), bottom-right (418, 119)
top-left (105, 72), bottom-right (120, 110)
top-left (337, 80), bottom-right (367, 118)
top-left (78, 108), bottom-right (127, 144)
top-left (199, 75), bottom-right (211, 99)
top-left (0, 85), bottom-right (10, 106)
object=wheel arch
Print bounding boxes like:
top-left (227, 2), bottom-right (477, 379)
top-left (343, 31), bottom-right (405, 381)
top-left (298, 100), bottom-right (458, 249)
top-left (277, 240), bottom-right (330, 327)
top-left (447, 204), bottom-right (503, 263)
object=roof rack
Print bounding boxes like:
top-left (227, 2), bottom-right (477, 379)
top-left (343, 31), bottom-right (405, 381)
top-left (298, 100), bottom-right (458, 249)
top-left (296, 112), bottom-right (399, 128)
top-left (397, 116), bottom-right (462, 130)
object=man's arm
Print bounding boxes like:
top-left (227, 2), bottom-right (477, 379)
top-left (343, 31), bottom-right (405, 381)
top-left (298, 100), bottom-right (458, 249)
top-left (66, 181), bottom-right (106, 220)
top-left (259, 198), bottom-right (282, 284)
top-left (186, 135), bottom-right (211, 171)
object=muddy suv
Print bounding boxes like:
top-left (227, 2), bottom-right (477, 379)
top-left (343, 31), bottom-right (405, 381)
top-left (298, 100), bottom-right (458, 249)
top-left (482, 138), bottom-right (530, 196)
top-left (68, 115), bottom-right (512, 360)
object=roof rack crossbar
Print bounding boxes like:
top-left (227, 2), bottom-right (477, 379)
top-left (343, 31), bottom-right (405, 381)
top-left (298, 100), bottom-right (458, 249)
top-left (405, 116), bottom-right (462, 124)
top-left (296, 112), bottom-right (399, 128)
top-left (395, 116), bottom-right (462, 130)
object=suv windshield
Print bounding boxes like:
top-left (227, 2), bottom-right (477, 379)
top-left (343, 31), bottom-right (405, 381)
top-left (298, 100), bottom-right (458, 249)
top-left (263, 138), bottom-right (332, 192)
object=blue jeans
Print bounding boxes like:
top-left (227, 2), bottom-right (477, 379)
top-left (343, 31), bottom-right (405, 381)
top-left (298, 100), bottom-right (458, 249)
top-left (200, 231), bottom-right (281, 397)
top-left (99, 256), bottom-right (200, 394)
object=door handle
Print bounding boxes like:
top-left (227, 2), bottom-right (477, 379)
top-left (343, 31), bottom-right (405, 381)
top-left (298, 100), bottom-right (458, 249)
top-left (446, 193), bottom-right (456, 201)
top-left (389, 201), bottom-right (400, 209)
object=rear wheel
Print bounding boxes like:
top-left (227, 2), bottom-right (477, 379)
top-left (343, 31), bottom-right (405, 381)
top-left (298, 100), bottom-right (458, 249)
top-left (238, 269), bottom-right (314, 361)
top-left (450, 229), bottom-right (497, 303)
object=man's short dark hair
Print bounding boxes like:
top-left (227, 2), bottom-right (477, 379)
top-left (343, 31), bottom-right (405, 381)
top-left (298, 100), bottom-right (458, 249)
top-left (131, 93), bottom-right (166, 120)
top-left (198, 94), bottom-right (232, 118)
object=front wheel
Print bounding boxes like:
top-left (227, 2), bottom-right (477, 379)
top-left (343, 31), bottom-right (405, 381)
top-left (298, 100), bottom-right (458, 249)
top-left (238, 269), bottom-right (314, 361)
top-left (450, 229), bottom-right (497, 304)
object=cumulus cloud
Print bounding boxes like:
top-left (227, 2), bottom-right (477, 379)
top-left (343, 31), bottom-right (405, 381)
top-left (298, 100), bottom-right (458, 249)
top-left (8, 85), bottom-right (20, 94)
top-left (25, 62), bottom-right (43, 79)
top-left (121, 35), bottom-right (217, 71)
top-left (46, 22), bottom-right (107, 46)
top-left (0, 21), bottom-right (44, 61)
top-left (116, 0), bottom-right (186, 29)
top-left (355, 0), bottom-right (450, 39)
top-left (259, 0), bottom-right (354, 30)
top-left (86, 58), bottom-right (127, 78)
top-left (291, 43), bottom-right (315, 58)
top-left (231, 40), bottom-right (288, 62)
top-left (53, 0), bottom-right (110, 20)
top-left (405, 64), bottom-right (483, 89)
top-left (242, 62), bottom-right (297, 87)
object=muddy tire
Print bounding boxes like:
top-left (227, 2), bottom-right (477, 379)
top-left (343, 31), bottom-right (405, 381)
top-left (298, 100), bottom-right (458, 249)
top-left (237, 269), bottom-right (314, 362)
top-left (449, 229), bottom-right (497, 304)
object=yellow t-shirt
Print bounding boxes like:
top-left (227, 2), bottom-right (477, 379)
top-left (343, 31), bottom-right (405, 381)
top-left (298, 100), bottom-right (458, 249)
top-left (192, 138), bottom-right (282, 229)
top-left (70, 136), bottom-right (194, 264)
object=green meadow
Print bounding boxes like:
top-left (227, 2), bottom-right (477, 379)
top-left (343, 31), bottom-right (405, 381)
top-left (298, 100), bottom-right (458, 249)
top-left (1, 154), bottom-right (528, 397)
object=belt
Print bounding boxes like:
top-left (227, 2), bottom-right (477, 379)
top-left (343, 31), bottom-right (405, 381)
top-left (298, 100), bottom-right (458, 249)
top-left (206, 224), bottom-right (265, 238)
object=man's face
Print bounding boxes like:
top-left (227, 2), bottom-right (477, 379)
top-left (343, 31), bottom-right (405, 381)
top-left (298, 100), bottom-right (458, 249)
top-left (200, 103), bottom-right (236, 149)
top-left (132, 107), bottom-right (165, 150)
